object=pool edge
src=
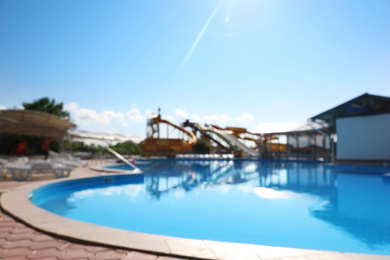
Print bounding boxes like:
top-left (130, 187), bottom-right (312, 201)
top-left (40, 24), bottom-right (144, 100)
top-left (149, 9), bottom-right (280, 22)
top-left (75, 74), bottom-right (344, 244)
top-left (1, 176), bottom-right (389, 260)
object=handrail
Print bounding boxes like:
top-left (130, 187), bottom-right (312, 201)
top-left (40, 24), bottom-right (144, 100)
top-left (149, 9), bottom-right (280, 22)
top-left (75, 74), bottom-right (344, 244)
top-left (106, 147), bottom-right (141, 173)
top-left (206, 126), bottom-right (239, 150)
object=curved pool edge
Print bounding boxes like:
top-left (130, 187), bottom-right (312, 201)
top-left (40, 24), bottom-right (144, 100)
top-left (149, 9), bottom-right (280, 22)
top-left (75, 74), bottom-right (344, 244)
top-left (1, 177), bottom-right (389, 260)
top-left (89, 165), bottom-right (140, 174)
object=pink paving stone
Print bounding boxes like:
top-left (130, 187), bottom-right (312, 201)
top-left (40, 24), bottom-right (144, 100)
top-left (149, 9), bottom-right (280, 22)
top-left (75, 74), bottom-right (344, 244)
top-left (56, 248), bottom-right (95, 260)
top-left (55, 238), bottom-right (69, 244)
top-left (0, 214), bottom-right (16, 220)
top-left (0, 247), bottom-right (34, 258)
top-left (28, 239), bottom-right (68, 251)
top-left (5, 233), bottom-right (36, 242)
top-left (0, 219), bottom-right (15, 224)
top-left (67, 243), bottom-right (94, 253)
top-left (7, 222), bottom-right (26, 229)
top-left (25, 248), bottom-right (65, 259)
top-left (126, 251), bottom-right (159, 260)
top-left (0, 226), bottom-right (14, 233)
top-left (83, 245), bottom-right (112, 253)
top-left (30, 233), bottom-right (56, 242)
top-left (2, 238), bottom-right (37, 249)
top-left (0, 219), bottom-right (15, 226)
top-left (10, 226), bottom-right (35, 234)
top-left (0, 220), bottom-right (14, 225)
top-left (57, 257), bottom-right (90, 260)
top-left (3, 256), bottom-right (29, 260)
top-left (65, 243), bottom-right (92, 250)
top-left (0, 237), bottom-right (7, 246)
top-left (157, 257), bottom-right (189, 260)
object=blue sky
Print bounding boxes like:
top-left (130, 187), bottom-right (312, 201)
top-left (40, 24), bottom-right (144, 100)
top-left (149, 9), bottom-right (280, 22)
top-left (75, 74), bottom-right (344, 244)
top-left (1, 0), bottom-right (389, 141)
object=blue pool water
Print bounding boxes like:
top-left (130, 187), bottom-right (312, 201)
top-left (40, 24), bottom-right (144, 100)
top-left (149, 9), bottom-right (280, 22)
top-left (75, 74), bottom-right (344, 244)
top-left (31, 160), bottom-right (390, 255)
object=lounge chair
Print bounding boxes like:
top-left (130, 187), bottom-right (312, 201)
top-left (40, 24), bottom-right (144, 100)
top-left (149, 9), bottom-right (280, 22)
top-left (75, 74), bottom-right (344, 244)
top-left (0, 158), bottom-right (8, 165)
top-left (49, 151), bottom-right (88, 167)
top-left (51, 163), bottom-right (74, 178)
top-left (4, 161), bottom-right (73, 181)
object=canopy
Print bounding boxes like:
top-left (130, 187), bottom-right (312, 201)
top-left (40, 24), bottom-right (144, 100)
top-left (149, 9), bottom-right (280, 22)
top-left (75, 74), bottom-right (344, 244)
top-left (310, 93), bottom-right (390, 127)
top-left (69, 129), bottom-right (136, 142)
top-left (0, 109), bottom-right (76, 137)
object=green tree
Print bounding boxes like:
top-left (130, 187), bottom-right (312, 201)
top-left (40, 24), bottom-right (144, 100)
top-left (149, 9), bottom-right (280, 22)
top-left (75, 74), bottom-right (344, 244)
top-left (191, 137), bottom-right (211, 154)
top-left (112, 141), bottom-right (140, 155)
top-left (23, 97), bottom-right (70, 119)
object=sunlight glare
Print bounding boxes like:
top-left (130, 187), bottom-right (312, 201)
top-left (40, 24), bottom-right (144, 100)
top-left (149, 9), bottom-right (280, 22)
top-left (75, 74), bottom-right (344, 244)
top-left (179, 0), bottom-right (224, 69)
top-left (253, 187), bottom-right (301, 200)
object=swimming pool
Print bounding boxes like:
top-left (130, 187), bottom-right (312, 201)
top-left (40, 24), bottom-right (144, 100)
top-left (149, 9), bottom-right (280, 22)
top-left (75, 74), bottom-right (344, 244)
top-left (31, 160), bottom-right (390, 255)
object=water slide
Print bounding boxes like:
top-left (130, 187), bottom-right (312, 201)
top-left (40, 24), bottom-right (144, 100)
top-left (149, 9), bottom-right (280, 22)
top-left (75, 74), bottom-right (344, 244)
top-left (182, 120), bottom-right (232, 153)
top-left (207, 126), bottom-right (259, 157)
top-left (157, 117), bottom-right (197, 145)
top-left (140, 115), bottom-right (197, 156)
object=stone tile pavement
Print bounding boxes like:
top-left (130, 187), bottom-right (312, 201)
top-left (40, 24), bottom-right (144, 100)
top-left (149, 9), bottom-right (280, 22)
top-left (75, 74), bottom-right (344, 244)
top-left (0, 201), bottom-right (188, 260)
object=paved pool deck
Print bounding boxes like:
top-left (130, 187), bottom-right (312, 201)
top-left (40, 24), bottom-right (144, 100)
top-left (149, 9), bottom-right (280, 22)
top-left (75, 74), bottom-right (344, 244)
top-left (1, 163), bottom-right (390, 260)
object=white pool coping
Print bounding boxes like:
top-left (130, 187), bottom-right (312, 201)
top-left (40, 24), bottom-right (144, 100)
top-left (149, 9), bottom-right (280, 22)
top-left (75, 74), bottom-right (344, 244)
top-left (2, 175), bottom-right (390, 260)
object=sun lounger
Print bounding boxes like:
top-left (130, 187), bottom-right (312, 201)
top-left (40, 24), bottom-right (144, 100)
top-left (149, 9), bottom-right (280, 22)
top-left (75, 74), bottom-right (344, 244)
top-left (0, 159), bottom-right (8, 165)
top-left (51, 163), bottom-right (73, 178)
top-left (49, 151), bottom-right (88, 167)
top-left (4, 161), bottom-right (73, 181)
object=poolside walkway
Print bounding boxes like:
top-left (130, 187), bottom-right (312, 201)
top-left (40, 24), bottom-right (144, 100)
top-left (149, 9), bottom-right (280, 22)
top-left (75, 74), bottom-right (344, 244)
top-left (0, 208), bottom-right (184, 260)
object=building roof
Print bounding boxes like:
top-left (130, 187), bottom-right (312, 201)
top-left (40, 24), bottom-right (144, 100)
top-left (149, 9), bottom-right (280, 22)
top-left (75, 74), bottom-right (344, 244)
top-left (310, 93), bottom-right (390, 127)
top-left (253, 121), bottom-right (328, 135)
top-left (0, 109), bottom-right (76, 137)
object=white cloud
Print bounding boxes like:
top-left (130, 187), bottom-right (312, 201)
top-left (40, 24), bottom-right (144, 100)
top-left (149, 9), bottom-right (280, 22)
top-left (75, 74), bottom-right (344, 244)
top-left (237, 112), bottom-right (254, 123)
top-left (219, 114), bottom-right (230, 123)
top-left (173, 111), bottom-right (230, 124)
top-left (202, 116), bottom-right (218, 123)
top-left (109, 127), bottom-right (117, 134)
top-left (190, 113), bottom-right (201, 122)
top-left (65, 102), bottom-right (78, 112)
top-left (0, 106), bottom-right (7, 110)
top-left (122, 122), bottom-right (129, 127)
top-left (165, 115), bottom-right (174, 122)
top-left (103, 110), bottom-right (124, 121)
top-left (76, 108), bottom-right (110, 125)
top-left (175, 108), bottom-right (188, 119)
top-left (202, 114), bottom-right (230, 123)
top-left (65, 102), bottom-right (110, 125)
top-left (126, 108), bottom-right (144, 121)
top-left (145, 109), bottom-right (156, 118)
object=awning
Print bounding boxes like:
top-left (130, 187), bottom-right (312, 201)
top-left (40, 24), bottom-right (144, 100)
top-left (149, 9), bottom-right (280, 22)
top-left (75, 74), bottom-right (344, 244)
top-left (310, 93), bottom-right (390, 127)
top-left (68, 129), bottom-right (134, 142)
top-left (0, 109), bottom-right (76, 137)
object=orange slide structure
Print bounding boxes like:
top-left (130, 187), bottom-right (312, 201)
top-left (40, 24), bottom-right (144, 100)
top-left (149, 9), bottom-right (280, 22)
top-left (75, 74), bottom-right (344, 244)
top-left (140, 114), bottom-right (197, 158)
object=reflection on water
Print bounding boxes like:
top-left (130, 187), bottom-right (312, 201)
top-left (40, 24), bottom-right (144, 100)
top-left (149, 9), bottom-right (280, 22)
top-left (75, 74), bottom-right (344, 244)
top-left (143, 160), bottom-right (336, 201)
top-left (142, 160), bottom-right (390, 253)
top-left (34, 160), bottom-right (390, 255)
top-left (310, 173), bottom-right (390, 248)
